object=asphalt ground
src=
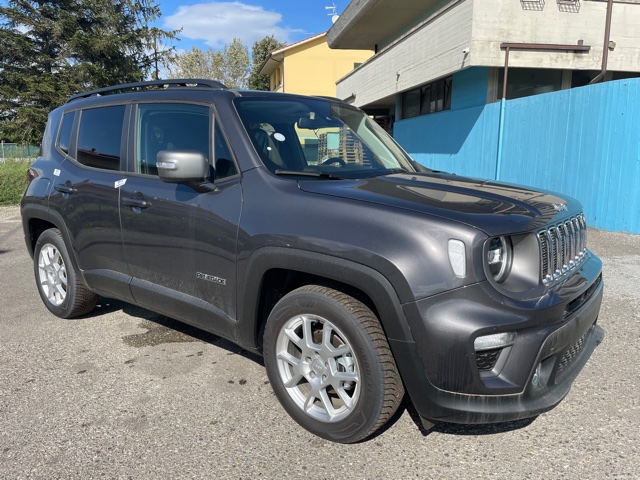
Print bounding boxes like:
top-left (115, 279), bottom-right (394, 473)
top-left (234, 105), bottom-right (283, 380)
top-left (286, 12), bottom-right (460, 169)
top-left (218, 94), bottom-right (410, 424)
top-left (0, 204), bottom-right (638, 479)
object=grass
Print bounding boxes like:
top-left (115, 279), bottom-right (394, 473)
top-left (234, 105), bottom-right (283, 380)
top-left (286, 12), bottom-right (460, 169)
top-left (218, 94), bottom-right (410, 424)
top-left (0, 159), bottom-right (32, 206)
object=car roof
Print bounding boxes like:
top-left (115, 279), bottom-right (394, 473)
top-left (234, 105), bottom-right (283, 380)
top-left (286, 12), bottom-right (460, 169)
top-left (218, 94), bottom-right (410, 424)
top-left (66, 79), bottom-right (228, 103)
top-left (65, 79), bottom-right (344, 108)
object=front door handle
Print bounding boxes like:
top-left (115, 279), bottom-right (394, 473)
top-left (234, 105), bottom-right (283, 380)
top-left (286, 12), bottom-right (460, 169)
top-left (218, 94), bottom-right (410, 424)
top-left (121, 197), bottom-right (151, 209)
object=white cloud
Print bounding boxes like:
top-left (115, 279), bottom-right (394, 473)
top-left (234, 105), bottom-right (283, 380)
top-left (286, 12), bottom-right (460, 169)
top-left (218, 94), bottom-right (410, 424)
top-left (163, 2), bottom-right (303, 49)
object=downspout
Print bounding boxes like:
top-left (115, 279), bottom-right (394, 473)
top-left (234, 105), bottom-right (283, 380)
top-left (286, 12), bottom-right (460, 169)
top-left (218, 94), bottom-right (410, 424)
top-left (496, 47), bottom-right (510, 181)
top-left (590, 0), bottom-right (614, 84)
top-left (496, 42), bottom-right (591, 181)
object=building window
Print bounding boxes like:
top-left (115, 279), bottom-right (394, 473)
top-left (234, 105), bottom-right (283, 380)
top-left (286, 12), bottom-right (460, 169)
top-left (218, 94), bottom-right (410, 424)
top-left (497, 68), bottom-right (563, 100)
top-left (401, 76), bottom-right (452, 119)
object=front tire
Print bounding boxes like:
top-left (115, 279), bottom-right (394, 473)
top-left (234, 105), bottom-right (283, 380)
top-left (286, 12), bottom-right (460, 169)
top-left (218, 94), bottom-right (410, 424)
top-left (33, 228), bottom-right (97, 318)
top-left (263, 285), bottom-right (404, 443)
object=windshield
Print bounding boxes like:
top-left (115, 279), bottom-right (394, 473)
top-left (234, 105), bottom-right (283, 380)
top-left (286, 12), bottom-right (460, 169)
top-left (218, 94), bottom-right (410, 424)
top-left (234, 96), bottom-right (417, 178)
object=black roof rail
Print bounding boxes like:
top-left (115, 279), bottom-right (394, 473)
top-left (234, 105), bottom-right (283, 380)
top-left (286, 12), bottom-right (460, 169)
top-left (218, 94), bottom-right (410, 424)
top-left (67, 79), bottom-right (228, 103)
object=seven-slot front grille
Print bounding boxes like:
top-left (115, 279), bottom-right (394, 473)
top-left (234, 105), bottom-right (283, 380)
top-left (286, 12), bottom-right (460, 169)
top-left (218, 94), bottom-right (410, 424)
top-left (538, 214), bottom-right (587, 285)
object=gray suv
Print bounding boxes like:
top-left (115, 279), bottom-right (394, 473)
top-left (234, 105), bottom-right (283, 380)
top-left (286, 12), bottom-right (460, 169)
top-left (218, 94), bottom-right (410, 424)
top-left (21, 79), bottom-right (604, 443)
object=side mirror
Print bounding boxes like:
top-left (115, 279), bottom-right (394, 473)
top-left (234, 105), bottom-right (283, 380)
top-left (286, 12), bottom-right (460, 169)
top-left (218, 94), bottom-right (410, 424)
top-left (156, 150), bottom-right (209, 184)
top-left (157, 150), bottom-right (215, 192)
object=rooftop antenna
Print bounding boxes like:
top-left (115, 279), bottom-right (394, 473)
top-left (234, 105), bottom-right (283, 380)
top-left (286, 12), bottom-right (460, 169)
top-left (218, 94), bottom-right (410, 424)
top-left (325, 3), bottom-right (339, 24)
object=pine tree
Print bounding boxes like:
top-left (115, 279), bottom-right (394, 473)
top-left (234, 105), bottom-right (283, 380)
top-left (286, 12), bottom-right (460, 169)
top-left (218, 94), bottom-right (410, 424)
top-left (248, 35), bottom-right (285, 91)
top-left (0, 0), bottom-right (176, 144)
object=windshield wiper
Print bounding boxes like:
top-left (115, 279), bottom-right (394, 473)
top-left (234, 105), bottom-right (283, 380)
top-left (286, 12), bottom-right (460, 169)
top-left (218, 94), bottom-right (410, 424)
top-left (274, 169), bottom-right (343, 179)
top-left (365, 168), bottom-right (407, 178)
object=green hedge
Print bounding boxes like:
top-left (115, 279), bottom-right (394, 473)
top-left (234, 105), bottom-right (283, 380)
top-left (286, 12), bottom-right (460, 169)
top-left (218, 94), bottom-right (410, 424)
top-left (0, 160), bottom-right (32, 205)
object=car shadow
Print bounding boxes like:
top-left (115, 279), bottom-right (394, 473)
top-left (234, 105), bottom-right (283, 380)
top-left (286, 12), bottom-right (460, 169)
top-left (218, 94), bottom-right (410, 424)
top-left (78, 297), bottom-right (264, 365)
top-left (78, 297), bottom-right (535, 440)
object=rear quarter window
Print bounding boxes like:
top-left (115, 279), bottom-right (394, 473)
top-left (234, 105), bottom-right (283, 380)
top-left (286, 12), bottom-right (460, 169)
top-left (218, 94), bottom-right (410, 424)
top-left (57, 111), bottom-right (75, 154)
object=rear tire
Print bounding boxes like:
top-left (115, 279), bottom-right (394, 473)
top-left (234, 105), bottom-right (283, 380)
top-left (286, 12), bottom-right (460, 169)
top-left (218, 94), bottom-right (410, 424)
top-left (263, 285), bottom-right (404, 443)
top-left (33, 228), bottom-right (97, 318)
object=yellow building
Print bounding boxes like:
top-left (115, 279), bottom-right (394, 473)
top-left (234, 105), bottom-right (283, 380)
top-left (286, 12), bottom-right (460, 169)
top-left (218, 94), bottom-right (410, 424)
top-left (259, 32), bottom-right (373, 97)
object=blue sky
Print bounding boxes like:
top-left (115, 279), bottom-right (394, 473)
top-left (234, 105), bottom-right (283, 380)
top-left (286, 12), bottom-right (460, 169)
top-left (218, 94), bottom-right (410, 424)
top-left (158, 0), bottom-right (351, 51)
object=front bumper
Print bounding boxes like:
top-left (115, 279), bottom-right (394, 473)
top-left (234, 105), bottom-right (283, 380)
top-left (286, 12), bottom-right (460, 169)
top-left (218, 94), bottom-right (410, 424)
top-left (393, 254), bottom-right (604, 424)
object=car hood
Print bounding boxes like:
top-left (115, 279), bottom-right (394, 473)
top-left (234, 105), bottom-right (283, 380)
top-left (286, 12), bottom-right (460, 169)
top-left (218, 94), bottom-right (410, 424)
top-left (298, 172), bottom-right (581, 236)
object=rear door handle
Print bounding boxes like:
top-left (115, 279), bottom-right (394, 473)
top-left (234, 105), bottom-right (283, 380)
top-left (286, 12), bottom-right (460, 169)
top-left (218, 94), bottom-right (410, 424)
top-left (121, 197), bottom-right (151, 209)
top-left (54, 184), bottom-right (77, 194)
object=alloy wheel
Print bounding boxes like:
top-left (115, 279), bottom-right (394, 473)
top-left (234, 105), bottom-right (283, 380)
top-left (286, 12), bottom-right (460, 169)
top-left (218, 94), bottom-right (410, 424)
top-left (37, 243), bottom-right (68, 306)
top-left (275, 314), bottom-right (360, 423)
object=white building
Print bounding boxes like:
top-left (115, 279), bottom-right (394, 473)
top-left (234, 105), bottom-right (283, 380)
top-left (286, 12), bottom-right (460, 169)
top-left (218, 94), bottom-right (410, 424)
top-left (327, 0), bottom-right (640, 234)
top-left (328, 0), bottom-right (640, 123)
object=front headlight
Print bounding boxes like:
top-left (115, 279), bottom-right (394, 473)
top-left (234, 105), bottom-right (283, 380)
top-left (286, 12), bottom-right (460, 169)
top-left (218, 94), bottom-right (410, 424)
top-left (483, 233), bottom-right (543, 298)
top-left (486, 236), bottom-right (512, 283)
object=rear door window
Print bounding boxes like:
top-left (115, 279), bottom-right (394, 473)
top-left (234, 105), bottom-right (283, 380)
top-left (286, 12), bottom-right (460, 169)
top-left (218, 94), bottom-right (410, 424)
top-left (77, 106), bottom-right (126, 170)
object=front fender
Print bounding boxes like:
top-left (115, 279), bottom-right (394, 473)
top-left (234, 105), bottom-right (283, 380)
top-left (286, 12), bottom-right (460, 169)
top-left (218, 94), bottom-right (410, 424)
top-left (235, 246), bottom-right (441, 420)
top-left (236, 247), bottom-right (415, 347)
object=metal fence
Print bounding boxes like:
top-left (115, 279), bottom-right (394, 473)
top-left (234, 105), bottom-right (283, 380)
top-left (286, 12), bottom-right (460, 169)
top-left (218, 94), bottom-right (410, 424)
top-left (0, 142), bottom-right (38, 162)
top-left (395, 78), bottom-right (640, 234)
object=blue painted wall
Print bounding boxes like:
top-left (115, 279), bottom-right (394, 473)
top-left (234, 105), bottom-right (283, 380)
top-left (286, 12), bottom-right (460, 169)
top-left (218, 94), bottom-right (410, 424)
top-left (451, 67), bottom-right (489, 110)
top-left (394, 75), bottom-right (640, 234)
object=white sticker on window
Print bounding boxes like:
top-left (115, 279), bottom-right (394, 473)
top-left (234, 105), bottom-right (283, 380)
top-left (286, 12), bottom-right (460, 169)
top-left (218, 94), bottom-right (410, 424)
top-left (273, 133), bottom-right (286, 142)
top-left (53, 169), bottom-right (61, 176)
top-left (114, 178), bottom-right (127, 188)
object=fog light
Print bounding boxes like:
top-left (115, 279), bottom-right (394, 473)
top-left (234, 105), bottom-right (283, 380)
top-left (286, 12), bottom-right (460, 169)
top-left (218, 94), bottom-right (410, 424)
top-left (531, 362), bottom-right (542, 388)
top-left (474, 332), bottom-right (515, 351)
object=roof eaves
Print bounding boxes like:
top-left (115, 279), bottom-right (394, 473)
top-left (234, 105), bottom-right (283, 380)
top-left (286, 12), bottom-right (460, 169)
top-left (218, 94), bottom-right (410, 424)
top-left (272, 31), bottom-right (327, 55)
top-left (259, 51), bottom-right (285, 76)
top-left (259, 31), bottom-right (330, 77)
top-left (327, 0), bottom-right (378, 48)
